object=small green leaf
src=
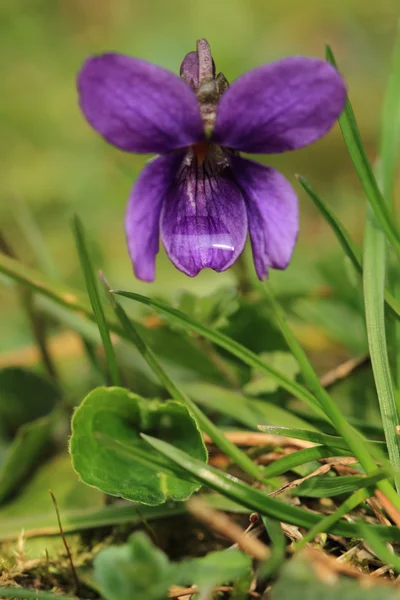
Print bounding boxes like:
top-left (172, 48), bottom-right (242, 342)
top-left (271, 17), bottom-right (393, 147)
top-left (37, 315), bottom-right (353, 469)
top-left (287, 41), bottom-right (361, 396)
top-left (70, 387), bottom-right (207, 505)
top-left (94, 531), bottom-right (174, 600)
top-left (0, 367), bottom-right (60, 438)
top-left (176, 286), bottom-right (239, 329)
top-left (173, 547), bottom-right (252, 589)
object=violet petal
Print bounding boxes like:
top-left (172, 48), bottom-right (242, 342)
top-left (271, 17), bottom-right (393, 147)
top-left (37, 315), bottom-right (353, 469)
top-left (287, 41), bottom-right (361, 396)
top-left (125, 152), bottom-right (185, 281)
top-left (78, 53), bottom-right (204, 154)
top-left (213, 57), bottom-right (346, 153)
top-left (161, 155), bottom-right (247, 276)
top-left (231, 155), bottom-right (298, 279)
top-left (180, 51), bottom-right (199, 89)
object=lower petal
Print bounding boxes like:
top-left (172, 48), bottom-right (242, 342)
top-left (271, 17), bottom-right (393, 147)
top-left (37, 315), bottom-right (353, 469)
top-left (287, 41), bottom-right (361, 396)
top-left (125, 152), bottom-right (184, 281)
top-left (161, 153), bottom-right (247, 277)
top-left (231, 155), bottom-right (298, 279)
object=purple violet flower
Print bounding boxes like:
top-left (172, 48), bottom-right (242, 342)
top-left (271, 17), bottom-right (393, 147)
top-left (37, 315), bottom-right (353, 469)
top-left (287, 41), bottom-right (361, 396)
top-left (78, 39), bottom-right (346, 281)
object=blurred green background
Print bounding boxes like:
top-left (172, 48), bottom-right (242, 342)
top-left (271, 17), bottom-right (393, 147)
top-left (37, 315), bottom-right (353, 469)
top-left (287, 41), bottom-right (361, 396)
top-left (1, 0), bottom-right (399, 357)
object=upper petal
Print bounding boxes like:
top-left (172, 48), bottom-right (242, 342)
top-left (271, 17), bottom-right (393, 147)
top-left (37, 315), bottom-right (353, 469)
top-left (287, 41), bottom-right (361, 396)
top-left (180, 51), bottom-right (199, 89)
top-left (125, 152), bottom-right (185, 281)
top-left (160, 150), bottom-right (247, 277)
top-left (213, 57), bottom-right (346, 153)
top-left (231, 155), bottom-right (298, 279)
top-left (78, 53), bottom-right (205, 154)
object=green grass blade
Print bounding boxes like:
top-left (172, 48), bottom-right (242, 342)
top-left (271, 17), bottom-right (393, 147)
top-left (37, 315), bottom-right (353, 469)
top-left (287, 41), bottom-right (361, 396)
top-left (379, 21), bottom-right (400, 480)
top-left (361, 524), bottom-right (400, 573)
top-left (296, 474), bottom-right (389, 498)
top-left (326, 45), bottom-right (400, 256)
top-left (380, 23), bottom-right (400, 205)
top-left (260, 517), bottom-right (286, 579)
top-left (296, 469), bottom-right (388, 549)
top-left (71, 216), bottom-right (120, 386)
top-left (0, 252), bottom-right (241, 383)
top-left (363, 212), bottom-right (400, 491)
top-left (262, 445), bottom-right (350, 479)
top-left (263, 289), bottom-right (378, 458)
top-left (258, 425), bottom-right (386, 453)
top-left (13, 196), bottom-right (59, 281)
top-left (0, 502), bottom-right (187, 542)
top-left (364, 24), bottom-right (400, 492)
top-left (298, 176), bottom-right (400, 318)
top-left (141, 434), bottom-right (400, 541)
top-left (0, 589), bottom-right (76, 599)
top-left (112, 290), bottom-right (324, 418)
top-left (102, 279), bottom-right (270, 485)
top-left (182, 381), bottom-right (318, 431)
top-left (298, 175), bottom-right (362, 275)
top-left (325, 45), bottom-right (400, 493)
top-left (262, 285), bottom-right (400, 509)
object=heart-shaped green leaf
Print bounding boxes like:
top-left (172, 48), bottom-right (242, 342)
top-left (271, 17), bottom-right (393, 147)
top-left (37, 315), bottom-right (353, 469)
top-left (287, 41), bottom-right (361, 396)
top-left (70, 387), bottom-right (207, 505)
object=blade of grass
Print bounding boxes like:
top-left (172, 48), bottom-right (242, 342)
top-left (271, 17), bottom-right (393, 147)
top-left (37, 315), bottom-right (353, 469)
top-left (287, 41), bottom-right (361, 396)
top-left (380, 21), bottom-right (400, 445)
top-left (261, 445), bottom-right (351, 479)
top-left (295, 469), bottom-right (388, 549)
top-left (360, 524), bottom-right (400, 573)
top-left (380, 22), bottom-right (400, 206)
top-left (326, 45), bottom-right (400, 257)
top-left (142, 434), bottom-right (400, 541)
top-left (0, 234), bottom-right (58, 380)
top-left (297, 176), bottom-right (362, 275)
top-left (0, 253), bottom-right (226, 387)
top-left (296, 474), bottom-right (389, 498)
top-left (363, 211), bottom-right (400, 492)
top-left (71, 216), bottom-right (120, 386)
top-left (262, 285), bottom-right (400, 510)
top-left (258, 425), bottom-right (386, 453)
top-left (260, 517), bottom-right (286, 579)
top-left (14, 200), bottom-right (101, 376)
top-left (0, 590), bottom-right (77, 600)
top-left (298, 176), bottom-right (400, 318)
top-left (101, 276), bottom-right (271, 485)
top-left (182, 381), bottom-right (318, 431)
top-left (112, 290), bottom-right (326, 419)
top-left (0, 501), bottom-right (187, 541)
top-left (324, 45), bottom-right (400, 494)
top-left (326, 26), bottom-right (400, 495)
top-left (13, 195), bottom-right (59, 280)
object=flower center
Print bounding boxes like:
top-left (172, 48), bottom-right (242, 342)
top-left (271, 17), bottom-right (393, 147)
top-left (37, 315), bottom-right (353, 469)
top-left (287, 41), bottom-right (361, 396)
top-left (192, 141), bottom-right (210, 165)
